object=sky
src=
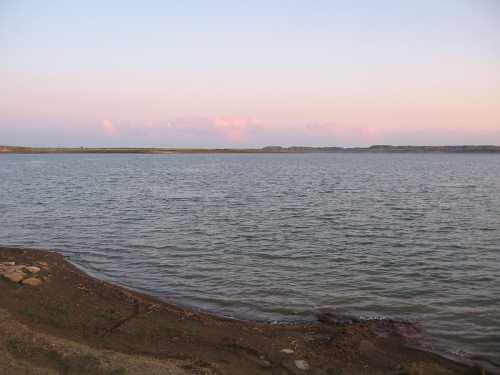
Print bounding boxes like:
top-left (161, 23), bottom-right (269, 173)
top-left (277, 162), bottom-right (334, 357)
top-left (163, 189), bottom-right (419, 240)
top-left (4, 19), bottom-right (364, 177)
top-left (1, 0), bottom-right (499, 147)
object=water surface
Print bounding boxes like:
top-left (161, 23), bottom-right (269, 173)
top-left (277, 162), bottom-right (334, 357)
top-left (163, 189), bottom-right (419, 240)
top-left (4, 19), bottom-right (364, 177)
top-left (1, 153), bottom-right (499, 368)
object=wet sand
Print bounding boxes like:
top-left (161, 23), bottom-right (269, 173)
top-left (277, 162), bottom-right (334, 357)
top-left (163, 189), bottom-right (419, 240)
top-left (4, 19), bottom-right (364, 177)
top-left (0, 247), bottom-right (489, 375)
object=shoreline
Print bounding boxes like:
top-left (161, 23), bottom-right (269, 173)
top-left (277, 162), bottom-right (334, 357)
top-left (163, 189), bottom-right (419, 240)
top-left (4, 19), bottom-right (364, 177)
top-left (0, 246), bottom-right (491, 374)
top-left (2, 145), bottom-right (500, 154)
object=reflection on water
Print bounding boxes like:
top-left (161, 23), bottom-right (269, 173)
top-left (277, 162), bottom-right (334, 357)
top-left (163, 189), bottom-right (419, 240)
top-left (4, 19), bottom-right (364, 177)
top-left (0, 153), bottom-right (499, 368)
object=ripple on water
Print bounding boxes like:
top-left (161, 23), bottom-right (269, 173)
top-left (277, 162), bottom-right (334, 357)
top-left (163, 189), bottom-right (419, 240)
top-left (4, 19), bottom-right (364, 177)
top-left (1, 153), bottom-right (499, 370)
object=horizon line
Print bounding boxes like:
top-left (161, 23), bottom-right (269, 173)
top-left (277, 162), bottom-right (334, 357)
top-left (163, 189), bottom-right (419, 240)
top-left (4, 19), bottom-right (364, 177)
top-left (2, 144), bottom-right (500, 154)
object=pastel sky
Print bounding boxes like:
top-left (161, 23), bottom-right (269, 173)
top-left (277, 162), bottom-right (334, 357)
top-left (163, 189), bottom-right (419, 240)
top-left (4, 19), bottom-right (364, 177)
top-left (1, 0), bottom-right (499, 147)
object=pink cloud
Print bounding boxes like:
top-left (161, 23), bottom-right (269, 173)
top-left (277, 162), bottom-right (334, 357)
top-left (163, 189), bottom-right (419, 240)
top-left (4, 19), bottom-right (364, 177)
top-left (124, 116), bottom-right (257, 145)
top-left (360, 126), bottom-right (383, 143)
top-left (101, 120), bottom-right (118, 136)
top-left (211, 116), bottom-right (252, 143)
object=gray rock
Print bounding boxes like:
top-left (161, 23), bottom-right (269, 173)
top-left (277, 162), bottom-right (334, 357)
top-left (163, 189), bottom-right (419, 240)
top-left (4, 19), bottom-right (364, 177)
top-left (295, 360), bottom-right (310, 371)
top-left (258, 359), bottom-right (272, 368)
top-left (282, 359), bottom-right (309, 374)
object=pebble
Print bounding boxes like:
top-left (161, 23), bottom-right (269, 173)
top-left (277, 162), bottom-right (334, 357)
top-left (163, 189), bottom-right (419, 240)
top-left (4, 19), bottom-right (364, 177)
top-left (37, 261), bottom-right (49, 269)
top-left (22, 277), bottom-right (43, 287)
top-left (7, 265), bottom-right (27, 271)
top-left (294, 360), bottom-right (310, 371)
top-left (280, 348), bottom-right (294, 354)
top-left (26, 266), bottom-right (41, 273)
top-left (0, 263), bottom-right (45, 285)
top-left (3, 270), bottom-right (26, 283)
top-left (258, 359), bottom-right (271, 368)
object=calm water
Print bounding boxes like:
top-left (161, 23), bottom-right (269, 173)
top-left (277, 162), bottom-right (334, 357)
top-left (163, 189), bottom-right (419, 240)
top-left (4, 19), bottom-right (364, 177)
top-left (1, 153), bottom-right (499, 368)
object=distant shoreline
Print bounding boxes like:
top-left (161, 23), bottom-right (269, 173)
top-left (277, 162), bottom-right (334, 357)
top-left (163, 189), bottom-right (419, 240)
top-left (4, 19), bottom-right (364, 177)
top-left (2, 145), bottom-right (500, 154)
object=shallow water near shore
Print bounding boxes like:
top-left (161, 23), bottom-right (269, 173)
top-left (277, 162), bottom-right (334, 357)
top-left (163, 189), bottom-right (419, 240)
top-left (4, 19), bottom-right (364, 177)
top-left (1, 153), bottom-right (499, 369)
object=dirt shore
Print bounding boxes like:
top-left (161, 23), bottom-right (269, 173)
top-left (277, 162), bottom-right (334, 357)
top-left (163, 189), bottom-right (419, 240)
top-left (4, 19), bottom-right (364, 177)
top-left (0, 247), bottom-right (488, 375)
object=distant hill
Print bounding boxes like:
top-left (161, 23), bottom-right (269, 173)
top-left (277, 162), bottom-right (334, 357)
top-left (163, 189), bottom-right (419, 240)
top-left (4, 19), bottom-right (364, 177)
top-left (1, 145), bottom-right (500, 154)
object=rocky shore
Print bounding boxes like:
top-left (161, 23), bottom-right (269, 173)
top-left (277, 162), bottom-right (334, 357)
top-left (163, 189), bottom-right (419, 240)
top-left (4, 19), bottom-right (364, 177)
top-left (0, 247), bottom-right (490, 375)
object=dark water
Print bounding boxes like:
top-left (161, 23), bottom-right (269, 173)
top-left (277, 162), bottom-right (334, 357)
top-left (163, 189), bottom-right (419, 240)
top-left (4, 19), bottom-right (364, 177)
top-left (1, 153), bottom-right (499, 368)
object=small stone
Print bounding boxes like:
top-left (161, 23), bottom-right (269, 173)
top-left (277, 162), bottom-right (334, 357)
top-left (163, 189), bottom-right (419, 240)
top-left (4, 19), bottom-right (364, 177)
top-left (294, 360), bottom-right (310, 371)
top-left (3, 270), bottom-right (26, 283)
top-left (10, 265), bottom-right (27, 271)
top-left (258, 359), bottom-right (272, 368)
top-left (22, 277), bottom-right (42, 287)
top-left (26, 266), bottom-right (41, 273)
top-left (281, 348), bottom-right (294, 354)
top-left (0, 261), bottom-right (15, 266)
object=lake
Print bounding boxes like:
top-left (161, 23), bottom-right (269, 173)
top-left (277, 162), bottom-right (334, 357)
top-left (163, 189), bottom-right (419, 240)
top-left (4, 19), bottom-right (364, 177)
top-left (1, 153), bottom-right (499, 369)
